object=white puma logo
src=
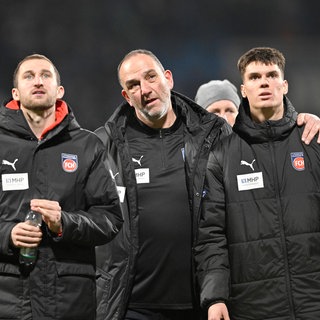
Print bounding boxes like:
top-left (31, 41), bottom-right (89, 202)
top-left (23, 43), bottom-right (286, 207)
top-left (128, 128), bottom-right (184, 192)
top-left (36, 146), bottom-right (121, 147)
top-left (132, 156), bottom-right (143, 167)
top-left (2, 159), bottom-right (18, 171)
top-left (240, 159), bottom-right (256, 171)
top-left (109, 169), bottom-right (119, 180)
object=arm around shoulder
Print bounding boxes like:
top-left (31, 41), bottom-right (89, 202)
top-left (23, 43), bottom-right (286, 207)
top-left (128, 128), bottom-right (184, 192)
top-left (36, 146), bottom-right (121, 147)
top-left (297, 113), bottom-right (320, 144)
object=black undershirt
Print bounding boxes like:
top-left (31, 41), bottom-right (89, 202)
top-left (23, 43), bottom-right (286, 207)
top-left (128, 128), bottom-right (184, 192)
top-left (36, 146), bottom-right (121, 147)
top-left (126, 112), bottom-right (193, 309)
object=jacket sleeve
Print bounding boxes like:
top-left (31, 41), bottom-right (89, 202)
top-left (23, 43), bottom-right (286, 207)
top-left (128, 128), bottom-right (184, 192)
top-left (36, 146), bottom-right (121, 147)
top-left (0, 222), bottom-right (17, 255)
top-left (57, 145), bottom-right (123, 247)
top-left (221, 121), bottom-right (233, 138)
top-left (194, 150), bottom-right (230, 310)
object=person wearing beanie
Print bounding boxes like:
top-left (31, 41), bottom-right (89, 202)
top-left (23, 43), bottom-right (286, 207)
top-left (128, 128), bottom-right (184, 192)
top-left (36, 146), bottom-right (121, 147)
top-left (195, 79), bottom-right (240, 126)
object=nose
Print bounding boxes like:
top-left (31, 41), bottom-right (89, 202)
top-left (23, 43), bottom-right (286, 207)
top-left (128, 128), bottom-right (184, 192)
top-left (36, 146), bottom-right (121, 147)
top-left (215, 111), bottom-right (226, 119)
top-left (220, 113), bottom-right (228, 121)
top-left (261, 75), bottom-right (269, 87)
top-left (34, 74), bottom-right (44, 86)
top-left (140, 79), bottom-right (151, 95)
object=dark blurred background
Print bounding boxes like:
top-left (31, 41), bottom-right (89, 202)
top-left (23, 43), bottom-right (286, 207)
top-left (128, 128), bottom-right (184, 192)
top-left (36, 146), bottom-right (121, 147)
top-left (1, 0), bottom-right (319, 131)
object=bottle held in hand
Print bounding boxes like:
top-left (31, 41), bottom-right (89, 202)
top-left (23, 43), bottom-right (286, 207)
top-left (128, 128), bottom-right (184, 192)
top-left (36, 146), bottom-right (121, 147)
top-left (19, 210), bottom-right (42, 266)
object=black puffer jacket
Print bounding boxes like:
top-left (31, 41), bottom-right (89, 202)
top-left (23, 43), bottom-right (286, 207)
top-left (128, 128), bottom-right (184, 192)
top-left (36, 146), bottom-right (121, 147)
top-left (0, 100), bottom-right (122, 320)
top-left (95, 91), bottom-right (230, 320)
top-left (195, 97), bottom-right (320, 319)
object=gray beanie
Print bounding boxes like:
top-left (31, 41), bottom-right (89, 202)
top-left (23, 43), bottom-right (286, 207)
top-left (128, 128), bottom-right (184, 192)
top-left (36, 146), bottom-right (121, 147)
top-left (195, 79), bottom-right (240, 110)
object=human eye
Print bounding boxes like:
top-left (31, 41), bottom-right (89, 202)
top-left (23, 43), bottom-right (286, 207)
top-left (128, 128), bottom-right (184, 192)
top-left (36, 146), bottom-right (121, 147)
top-left (249, 74), bottom-right (259, 80)
top-left (127, 81), bottom-right (140, 92)
top-left (41, 72), bottom-right (52, 79)
top-left (146, 72), bottom-right (157, 82)
top-left (268, 72), bottom-right (278, 79)
top-left (23, 72), bottom-right (34, 80)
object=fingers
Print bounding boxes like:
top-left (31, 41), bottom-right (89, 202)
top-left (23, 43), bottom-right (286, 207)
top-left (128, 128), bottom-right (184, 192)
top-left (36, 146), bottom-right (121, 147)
top-left (296, 113), bottom-right (305, 126)
top-left (30, 199), bottom-right (62, 234)
top-left (30, 199), bottom-right (61, 221)
top-left (302, 123), bottom-right (320, 145)
top-left (11, 222), bottom-right (42, 248)
top-left (30, 199), bottom-right (61, 211)
top-left (297, 113), bottom-right (320, 145)
top-left (208, 303), bottom-right (230, 320)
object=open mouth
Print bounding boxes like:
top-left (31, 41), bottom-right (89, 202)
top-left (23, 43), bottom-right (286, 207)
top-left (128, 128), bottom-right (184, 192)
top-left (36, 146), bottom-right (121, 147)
top-left (145, 98), bottom-right (157, 106)
top-left (259, 92), bottom-right (271, 99)
top-left (32, 90), bottom-right (45, 95)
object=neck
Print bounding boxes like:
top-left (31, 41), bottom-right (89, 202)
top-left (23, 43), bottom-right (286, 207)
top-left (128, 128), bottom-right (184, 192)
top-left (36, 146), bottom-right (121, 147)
top-left (250, 106), bottom-right (284, 123)
top-left (21, 105), bottom-right (56, 139)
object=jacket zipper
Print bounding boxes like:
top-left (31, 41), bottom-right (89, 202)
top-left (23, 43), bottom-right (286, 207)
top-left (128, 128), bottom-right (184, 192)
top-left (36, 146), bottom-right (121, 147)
top-left (268, 124), bottom-right (296, 319)
top-left (159, 129), bottom-right (166, 169)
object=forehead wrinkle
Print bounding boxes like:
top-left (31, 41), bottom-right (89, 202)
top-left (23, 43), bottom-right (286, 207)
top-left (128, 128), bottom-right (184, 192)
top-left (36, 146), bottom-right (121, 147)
top-left (21, 68), bottom-right (53, 75)
top-left (124, 68), bottom-right (156, 86)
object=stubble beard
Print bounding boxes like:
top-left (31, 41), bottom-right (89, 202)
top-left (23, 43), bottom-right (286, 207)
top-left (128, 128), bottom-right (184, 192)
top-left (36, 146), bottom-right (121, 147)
top-left (141, 103), bottom-right (169, 123)
top-left (20, 96), bottom-right (56, 111)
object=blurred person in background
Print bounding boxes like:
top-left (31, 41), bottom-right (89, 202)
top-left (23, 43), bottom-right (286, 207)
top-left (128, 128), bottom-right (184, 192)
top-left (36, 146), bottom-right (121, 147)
top-left (195, 79), bottom-right (240, 127)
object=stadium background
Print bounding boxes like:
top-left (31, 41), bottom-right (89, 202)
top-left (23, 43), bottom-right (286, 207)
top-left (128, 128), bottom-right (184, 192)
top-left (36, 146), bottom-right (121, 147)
top-left (0, 0), bottom-right (319, 131)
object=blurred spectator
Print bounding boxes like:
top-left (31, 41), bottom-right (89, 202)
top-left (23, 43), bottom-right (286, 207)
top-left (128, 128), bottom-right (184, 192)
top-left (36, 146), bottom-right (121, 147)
top-left (195, 79), bottom-right (240, 126)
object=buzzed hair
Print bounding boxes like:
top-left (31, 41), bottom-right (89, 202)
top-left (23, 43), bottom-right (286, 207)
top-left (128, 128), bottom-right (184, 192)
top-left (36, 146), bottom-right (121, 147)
top-left (237, 47), bottom-right (286, 80)
top-left (13, 53), bottom-right (61, 87)
top-left (117, 49), bottom-right (165, 85)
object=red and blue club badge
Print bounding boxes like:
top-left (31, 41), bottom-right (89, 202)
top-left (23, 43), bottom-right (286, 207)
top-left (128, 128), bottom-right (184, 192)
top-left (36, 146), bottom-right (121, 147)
top-left (290, 152), bottom-right (305, 171)
top-left (61, 153), bottom-right (78, 173)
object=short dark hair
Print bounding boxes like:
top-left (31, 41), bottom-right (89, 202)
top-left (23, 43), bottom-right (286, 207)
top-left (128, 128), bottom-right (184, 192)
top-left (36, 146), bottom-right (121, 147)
top-left (237, 47), bottom-right (286, 80)
top-left (13, 53), bottom-right (61, 87)
top-left (117, 49), bottom-right (165, 85)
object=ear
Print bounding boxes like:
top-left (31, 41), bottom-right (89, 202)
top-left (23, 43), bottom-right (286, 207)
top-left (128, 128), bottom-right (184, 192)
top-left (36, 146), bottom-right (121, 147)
top-left (164, 70), bottom-right (174, 90)
top-left (121, 89), bottom-right (133, 106)
top-left (283, 80), bottom-right (289, 95)
top-left (57, 86), bottom-right (65, 99)
top-left (12, 88), bottom-right (20, 101)
top-left (240, 84), bottom-right (246, 98)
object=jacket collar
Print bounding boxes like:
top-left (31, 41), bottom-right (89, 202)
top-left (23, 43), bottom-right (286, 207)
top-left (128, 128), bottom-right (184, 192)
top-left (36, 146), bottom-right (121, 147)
top-left (0, 99), bottom-right (79, 140)
top-left (233, 96), bottom-right (298, 143)
top-left (107, 91), bottom-right (223, 135)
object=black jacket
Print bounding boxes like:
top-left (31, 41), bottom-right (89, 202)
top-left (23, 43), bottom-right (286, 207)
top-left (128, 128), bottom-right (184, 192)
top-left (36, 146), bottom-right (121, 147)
top-left (0, 100), bottom-right (123, 320)
top-left (195, 97), bottom-right (320, 319)
top-left (95, 91), bottom-right (230, 320)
